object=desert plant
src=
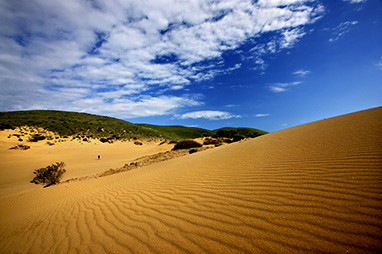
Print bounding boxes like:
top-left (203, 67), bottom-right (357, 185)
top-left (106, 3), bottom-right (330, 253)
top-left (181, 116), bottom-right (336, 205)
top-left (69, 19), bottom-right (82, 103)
top-left (233, 134), bottom-right (245, 142)
top-left (30, 162), bottom-right (66, 187)
top-left (29, 134), bottom-right (46, 142)
top-left (203, 138), bottom-right (220, 145)
top-left (100, 137), bottom-right (108, 143)
top-left (9, 144), bottom-right (30, 150)
top-left (172, 140), bottom-right (202, 150)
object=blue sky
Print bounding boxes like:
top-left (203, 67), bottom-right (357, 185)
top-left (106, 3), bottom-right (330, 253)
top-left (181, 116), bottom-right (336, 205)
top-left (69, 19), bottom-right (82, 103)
top-left (0, 0), bottom-right (381, 132)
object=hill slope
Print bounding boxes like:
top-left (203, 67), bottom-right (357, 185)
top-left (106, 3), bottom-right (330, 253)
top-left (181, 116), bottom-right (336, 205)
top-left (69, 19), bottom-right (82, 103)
top-left (0, 110), bottom-right (267, 140)
top-left (1, 107), bottom-right (380, 252)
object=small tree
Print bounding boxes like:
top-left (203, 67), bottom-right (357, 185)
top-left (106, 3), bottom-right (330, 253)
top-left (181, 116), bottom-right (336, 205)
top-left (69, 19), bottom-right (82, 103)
top-left (31, 162), bottom-right (66, 187)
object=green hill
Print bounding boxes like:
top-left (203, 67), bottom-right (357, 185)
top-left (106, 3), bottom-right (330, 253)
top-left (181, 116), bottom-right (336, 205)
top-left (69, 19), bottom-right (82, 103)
top-left (0, 110), bottom-right (267, 141)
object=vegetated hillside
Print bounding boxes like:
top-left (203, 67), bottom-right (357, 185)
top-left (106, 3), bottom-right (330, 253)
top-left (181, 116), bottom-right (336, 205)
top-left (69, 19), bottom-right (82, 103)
top-left (0, 110), bottom-right (267, 141)
top-left (137, 124), bottom-right (214, 140)
top-left (213, 127), bottom-right (268, 138)
top-left (0, 110), bottom-right (158, 140)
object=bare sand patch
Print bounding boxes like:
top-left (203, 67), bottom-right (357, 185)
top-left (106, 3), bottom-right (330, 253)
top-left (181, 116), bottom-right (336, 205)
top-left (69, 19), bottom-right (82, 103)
top-left (0, 107), bottom-right (381, 253)
top-left (0, 130), bottom-right (173, 195)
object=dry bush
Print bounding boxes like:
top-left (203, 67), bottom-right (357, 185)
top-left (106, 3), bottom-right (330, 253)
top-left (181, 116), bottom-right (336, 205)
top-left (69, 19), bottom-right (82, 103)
top-left (30, 162), bottom-right (66, 187)
top-left (9, 144), bottom-right (30, 150)
top-left (203, 138), bottom-right (220, 145)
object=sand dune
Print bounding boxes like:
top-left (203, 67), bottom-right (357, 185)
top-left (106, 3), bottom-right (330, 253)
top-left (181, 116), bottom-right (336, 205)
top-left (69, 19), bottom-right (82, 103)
top-left (0, 107), bottom-right (381, 253)
top-left (0, 134), bottom-right (173, 195)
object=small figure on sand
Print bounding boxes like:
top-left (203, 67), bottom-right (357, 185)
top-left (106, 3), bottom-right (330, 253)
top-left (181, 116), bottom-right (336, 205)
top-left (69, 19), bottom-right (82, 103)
top-left (98, 155), bottom-right (100, 160)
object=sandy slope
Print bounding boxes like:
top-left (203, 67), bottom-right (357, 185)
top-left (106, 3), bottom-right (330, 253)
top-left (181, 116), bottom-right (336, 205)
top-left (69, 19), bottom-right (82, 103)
top-left (0, 133), bottom-right (173, 195)
top-left (0, 107), bottom-right (381, 253)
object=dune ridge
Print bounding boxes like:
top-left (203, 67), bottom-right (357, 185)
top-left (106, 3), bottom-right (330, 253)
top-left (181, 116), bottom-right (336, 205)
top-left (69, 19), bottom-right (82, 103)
top-left (0, 107), bottom-right (381, 253)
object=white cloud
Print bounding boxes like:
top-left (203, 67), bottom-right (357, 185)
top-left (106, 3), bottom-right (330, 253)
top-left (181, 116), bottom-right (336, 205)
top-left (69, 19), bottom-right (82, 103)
top-left (293, 69), bottom-right (311, 77)
top-left (269, 81), bottom-right (302, 92)
top-left (329, 21), bottom-right (358, 42)
top-left (256, 114), bottom-right (270, 117)
top-left (376, 57), bottom-right (382, 70)
top-left (280, 28), bottom-right (306, 48)
top-left (343, 0), bottom-right (367, 3)
top-left (0, 0), bottom-right (324, 118)
top-left (179, 110), bottom-right (241, 120)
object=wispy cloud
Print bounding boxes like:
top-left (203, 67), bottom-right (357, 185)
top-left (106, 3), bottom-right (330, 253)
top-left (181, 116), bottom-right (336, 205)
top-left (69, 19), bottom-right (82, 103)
top-left (343, 0), bottom-right (367, 3)
top-left (0, 0), bottom-right (324, 118)
top-left (293, 69), bottom-right (311, 77)
top-left (178, 111), bottom-right (241, 120)
top-left (376, 57), bottom-right (382, 70)
top-left (329, 21), bottom-right (358, 42)
top-left (269, 81), bottom-right (302, 93)
top-left (256, 114), bottom-right (269, 117)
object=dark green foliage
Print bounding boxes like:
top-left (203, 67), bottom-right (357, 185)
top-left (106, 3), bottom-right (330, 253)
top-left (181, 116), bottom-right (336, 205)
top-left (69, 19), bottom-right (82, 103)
top-left (29, 134), bottom-right (46, 142)
top-left (216, 129), bottom-right (236, 138)
top-left (0, 122), bottom-right (14, 130)
top-left (30, 162), bottom-right (66, 187)
top-left (213, 127), bottom-right (267, 139)
top-left (100, 138), bottom-right (109, 143)
top-left (233, 134), bottom-right (245, 142)
top-left (173, 140), bottom-right (202, 150)
top-left (137, 124), bottom-right (214, 140)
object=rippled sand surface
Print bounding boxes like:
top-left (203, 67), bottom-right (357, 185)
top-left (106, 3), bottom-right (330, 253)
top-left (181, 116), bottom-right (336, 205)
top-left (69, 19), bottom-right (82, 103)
top-left (1, 107), bottom-right (381, 253)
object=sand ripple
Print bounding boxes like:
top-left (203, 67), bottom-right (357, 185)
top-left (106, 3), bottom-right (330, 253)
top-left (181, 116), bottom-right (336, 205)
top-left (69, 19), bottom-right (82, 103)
top-left (0, 107), bottom-right (381, 253)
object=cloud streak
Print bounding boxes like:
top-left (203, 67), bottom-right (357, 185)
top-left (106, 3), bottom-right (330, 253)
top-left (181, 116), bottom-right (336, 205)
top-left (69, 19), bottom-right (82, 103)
top-left (343, 0), bottom-right (367, 3)
top-left (256, 114), bottom-right (270, 117)
top-left (179, 111), bottom-right (241, 121)
top-left (0, 0), bottom-right (324, 118)
top-left (329, 21), bottom-right (358, 42)
top-left (293, 69), bottom-right (311, 77)
top-left (269, 81), bottom-right (302, 93)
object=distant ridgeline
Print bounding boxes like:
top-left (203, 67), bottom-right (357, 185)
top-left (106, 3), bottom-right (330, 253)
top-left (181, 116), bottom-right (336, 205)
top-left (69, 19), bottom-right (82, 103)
top-left (0, 110), bottom-right (267, 141)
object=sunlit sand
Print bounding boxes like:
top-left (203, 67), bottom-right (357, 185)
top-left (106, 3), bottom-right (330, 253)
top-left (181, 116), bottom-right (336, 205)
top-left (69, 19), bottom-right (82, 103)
top-left (0, 107), bottom-right (381, 253)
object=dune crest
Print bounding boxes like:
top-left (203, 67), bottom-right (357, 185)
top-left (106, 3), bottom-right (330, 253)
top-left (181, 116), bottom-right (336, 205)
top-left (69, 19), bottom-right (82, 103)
top-left (0, 107), bottom-right (381, 253)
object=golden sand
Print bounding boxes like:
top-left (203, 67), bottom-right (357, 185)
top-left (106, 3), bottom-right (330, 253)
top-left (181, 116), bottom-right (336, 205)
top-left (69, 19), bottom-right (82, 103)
top-left (0, 107), bottom-right (381, 253)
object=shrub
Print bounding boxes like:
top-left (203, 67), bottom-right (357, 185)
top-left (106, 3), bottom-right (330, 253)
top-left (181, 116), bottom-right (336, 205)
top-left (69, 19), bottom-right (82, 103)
top-left (233, 134), bottom-right (245, 142)
top-left (203, 138), bottom-right (219, 145)
top-left (30, 162), bottom-right (66, 187)
top-left (100, 137), bottom-right (108, 143)
top-left (0, 123), bottom-right (14, 130)
top-left (9, 144), bottom-right (30, 150)
top-left (134, 141), bottom-right (143, 145)
top-left (173, 140), bottom-right (202, 150)
top-left (29, 134), bottom-right (46, 142)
